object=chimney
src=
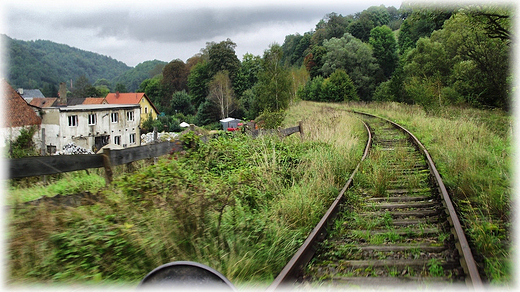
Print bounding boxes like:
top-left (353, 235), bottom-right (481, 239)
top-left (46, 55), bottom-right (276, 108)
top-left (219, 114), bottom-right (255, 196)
top-left (58, 82), bottom-right (67, 105)
top-left (116, 91), bottom-right (120, 99)
top-left (17, 88), bottom-right (24, 95)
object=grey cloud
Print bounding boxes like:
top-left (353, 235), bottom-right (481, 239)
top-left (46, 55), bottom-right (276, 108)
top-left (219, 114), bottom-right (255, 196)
top-left (101, 6), bottom-right (322, 42)
top-left (8, 6), bottom-right (324, 43)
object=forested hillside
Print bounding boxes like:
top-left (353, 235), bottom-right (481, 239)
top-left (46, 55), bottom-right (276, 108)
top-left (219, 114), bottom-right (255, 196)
top-left (4, 3), bottom-right (513, 128)
top-left (289, 4), bottom-right (512, 111)
top-left (138, 3), bottom-right (512, 134)
top-left (111, 60), bottom-right (167, 92)
top-left (3, 34), bottom-right (132, 96)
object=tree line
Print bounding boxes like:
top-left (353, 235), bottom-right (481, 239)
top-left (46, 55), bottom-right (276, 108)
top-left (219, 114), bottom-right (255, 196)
top-left (6, 3), bottom-right (513, 133)
top-left (138, 3), bottom-right (512, 133)
top-left (137, 39), bottom-right (298, 132)
top-left (288, 4), bottom-right (512, 112)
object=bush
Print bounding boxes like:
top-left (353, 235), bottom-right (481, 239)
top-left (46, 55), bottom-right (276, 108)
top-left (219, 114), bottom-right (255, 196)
top-left (7, 102), bottom-right (365, 286)
top-left (255, 110), bottom-right (286, 129)
top-left (8, 126), bottom-right (39, 158)
top-left (322, 69), bottom-right (358, 102)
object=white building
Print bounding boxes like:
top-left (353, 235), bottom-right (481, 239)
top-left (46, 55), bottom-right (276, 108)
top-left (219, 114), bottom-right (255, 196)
top-left (41, 103), bottom-right (141, 153)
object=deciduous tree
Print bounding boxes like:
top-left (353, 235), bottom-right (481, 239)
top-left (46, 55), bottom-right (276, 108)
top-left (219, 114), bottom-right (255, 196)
top-left (322, 69), bottom-right (358, 102)
top-left (322, 33), bottom-right (383, 100)
top-left (432, 9), bottom-right (510, 109)
top-left (187, 61), bottom-right (211, 110)
top-left (114, 83), bottom-right (128, 93)
top-left (171, 90), bottom-right (195, 116)
top-left (207, 39), bottom-right (241, 81)
top-left (255, 44), bottom-right (293, 112)
top-left (303, 46), bottom-right (327, 79)
top-left (208, 71), bottom-right (236, 119)
top-left (161, 59), bottom-right (189, 100)
top-left (233, 53), bottom-right (262, 99)
top-left (369, 25), bottom-right (398, 78)
top-left (71, 75), bottom-right (100, 97)
top-left (138, 76), bottom-right (165, 112)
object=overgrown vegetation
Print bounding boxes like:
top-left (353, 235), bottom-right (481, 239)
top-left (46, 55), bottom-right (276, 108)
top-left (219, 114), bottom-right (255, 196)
top-left (7, 102), bottom-right (365, 288)
top-left (5, 1), bottom-right (513, 288)
top-left (6, 101), bottom-right (512, 286)
top-left (7, 171), bottom-right (106, 205)
top-left (6, 126), bottom-right (39, 158)
top-left (344, 101), bottom-right (512, 284)
top-left (6, 4), bottom-right (510, 134)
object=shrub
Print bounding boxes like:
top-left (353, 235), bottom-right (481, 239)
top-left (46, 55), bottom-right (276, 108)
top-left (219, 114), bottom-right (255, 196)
top-left (8, 126), bottom-right (39, 158)
top-left (255, 110), bottom-right (286, 129)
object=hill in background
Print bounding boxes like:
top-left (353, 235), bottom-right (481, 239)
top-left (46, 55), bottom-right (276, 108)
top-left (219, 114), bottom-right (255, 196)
top-left (2, 34), bottom-right (166, 96)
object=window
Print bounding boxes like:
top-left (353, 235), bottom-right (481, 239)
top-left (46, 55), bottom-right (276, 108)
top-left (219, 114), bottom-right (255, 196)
top-left (126, 111), bottom-right (134, 121)
top-left (68, 115), bottom-right (78, 127)
top-left (129, 133), bottom-right (136, 144)
top-left (144, 106), bottom-right (148, 114)
top-left (88, 114), bottom-right (97, 125)
top-left (111, 112), bottom-right (119, 123)
top-left (114, 135), bottom-right (121, 145)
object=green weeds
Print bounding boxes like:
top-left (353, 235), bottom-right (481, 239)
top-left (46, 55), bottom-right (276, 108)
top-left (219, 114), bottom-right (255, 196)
top-left (7, 101), bottom-right (365, 287)
top-left (8, 172), bottom-right (106, 205)
top-left (427, 258), bottom-right (444, 277)
top-left (346, 101), bottom-right (512, 284)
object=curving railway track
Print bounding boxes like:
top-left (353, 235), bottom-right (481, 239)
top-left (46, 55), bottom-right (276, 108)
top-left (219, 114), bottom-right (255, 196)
top-left (267, 112), bottom-right (483, 290)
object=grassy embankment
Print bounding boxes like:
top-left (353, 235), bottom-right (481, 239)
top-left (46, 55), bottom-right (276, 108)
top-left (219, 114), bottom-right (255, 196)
top-left (7, 101), bottom-right (511, 287)
top-left (341, 101), bottom-right (512, 284)
top-left (6, 101), bottom-right (366, 289)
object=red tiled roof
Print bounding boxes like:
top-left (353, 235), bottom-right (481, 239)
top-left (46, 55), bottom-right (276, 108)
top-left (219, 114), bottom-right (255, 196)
top-left (105, 92), bottom-right (145, 104)
top-left (3, 80), bottom-right (41, 127)
top-left (82, 97), bottom-right (106, 104)
top-left (29, 97), bottom-right (58, 108)
top-left (105, 92), bottom-right (159, 114)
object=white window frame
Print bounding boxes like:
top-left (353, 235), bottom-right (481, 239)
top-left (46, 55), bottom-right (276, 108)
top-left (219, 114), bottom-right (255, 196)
top-left (129, 133), bottom-right (136, 144)
top-left (68, 115), bottom-right (78, 127)
top-left (111, 112), bottom-right (119, 123)
top-left (114, 135), bottom-right (121, 145)
top-left (88, 113), bottom-right (97, 125)
top-left (126, 111), bottom-right (134, 121)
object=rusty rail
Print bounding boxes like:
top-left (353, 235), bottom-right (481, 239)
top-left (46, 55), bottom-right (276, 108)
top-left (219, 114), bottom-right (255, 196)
top-left (266, 111), bottom-right (483, 290)
top-left (266, 119), bottom-right (372, 292)
top-left (353, 111), bottom-right (483, 289)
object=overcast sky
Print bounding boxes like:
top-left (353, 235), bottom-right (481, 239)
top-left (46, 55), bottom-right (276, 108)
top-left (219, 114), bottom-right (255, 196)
top-left (1, 0), bottom-right (408, 67)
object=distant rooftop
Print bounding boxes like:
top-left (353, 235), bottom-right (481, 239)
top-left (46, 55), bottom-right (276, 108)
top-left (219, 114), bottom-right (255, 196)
top-left (18, 88), bottom-right (45, 98)
top-left (4, 81), bottom-right (42, 127)
top-left (58, 103), bottom-right (140, 112)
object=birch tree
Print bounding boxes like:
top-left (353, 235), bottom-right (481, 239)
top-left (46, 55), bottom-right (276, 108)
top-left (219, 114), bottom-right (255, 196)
top-left (208, 70), bottom-right (236, 119)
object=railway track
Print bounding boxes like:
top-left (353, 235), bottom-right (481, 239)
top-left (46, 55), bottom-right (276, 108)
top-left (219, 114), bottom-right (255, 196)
top-left (267, 112), bottom-right (482, 290)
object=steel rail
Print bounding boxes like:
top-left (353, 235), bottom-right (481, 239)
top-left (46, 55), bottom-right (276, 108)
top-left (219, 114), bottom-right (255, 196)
top-left (266, 120), bottom-right (372, 292)
top-left (352, 111), bottom-right (483, 290)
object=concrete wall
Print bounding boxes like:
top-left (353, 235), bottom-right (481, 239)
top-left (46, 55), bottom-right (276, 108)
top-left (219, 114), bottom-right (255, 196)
top-left (41, 106), bottom-right (141, 153)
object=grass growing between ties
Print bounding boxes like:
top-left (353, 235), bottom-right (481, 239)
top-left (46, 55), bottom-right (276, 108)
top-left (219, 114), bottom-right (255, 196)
top-left (6, 101), bottom-right (366, 288)
top-left (344, 102), bottom-right (512, 285)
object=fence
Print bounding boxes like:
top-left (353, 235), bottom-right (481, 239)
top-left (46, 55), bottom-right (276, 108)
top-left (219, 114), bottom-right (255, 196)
top-left (249, 121), bottom-right (303, 138)
top-left (8, 122), bottom-right (303, 183)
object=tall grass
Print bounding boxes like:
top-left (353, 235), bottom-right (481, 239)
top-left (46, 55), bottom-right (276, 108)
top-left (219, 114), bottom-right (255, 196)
top-left (344, 101), bottom-right (512, 284)
top-left (7, 172), bottom-right (106, 205)
top-left (7, 101), bottom-right (366, 288)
